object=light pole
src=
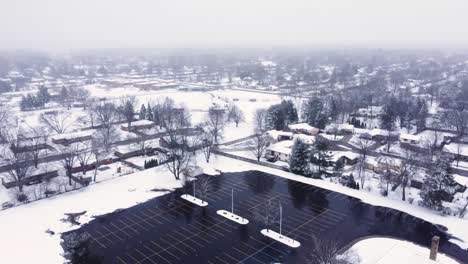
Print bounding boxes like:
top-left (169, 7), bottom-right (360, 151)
top-left (279, 201), bottom-right (282, 235)
top-left (231, 188), bottom-right (234, 214)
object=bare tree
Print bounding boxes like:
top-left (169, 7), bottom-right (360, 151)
top-left (75, 141), bottom-right (92, 175)
top-left (198, 129), bottom-right (214, 162)
top-left (119, 96), bottom-right (137, 129)
top-left (94, 102), bottom-right (119, 152)
top-left (40, 111), bottom-right (76, 134)
top-left (195, 175), bottom-right (212, 201)
top-left (206, 106), bottom-right (226, 144)
top-left (376, 155), bottom-right (396, 195)
top-left (251, 133), bottom-right (269, 161)
top-left (1, 130), bottom-right (34, 193)
top-left (84, 98), bottom-right (99, 127)
top-left (459, 198), bottom-right (468, 219)
top-left (455, 143), bottom-right (463, 167)
top-left (422, 130), bottom-right (440, 162)
top-left (356, 138), bottom-right (372, 187)
top-left (156, 98), bottom-right (191, 130)
top-left (446, 108), bottom-right (468, 137)
top-left (307, 236), bottom-right (358, 264)
top-left (27, 126), bottom-right (48, 168)
top-left (0, 104), bottom-right (13, 142)
top-left (254, 108), bottom-right (268, 133)
top-left (227, 103), bottom-right (245, 127)
top-left (394, 151), bottom-right (417, 201)
top-left (57, 143), bottom-right (80, 186)
top-left (163, 131), bottom-right (195, 180)
top-left (257, 199), bottom-right (279, 232)
top-left (135, 135), bottom-right (152, 155)
top-left (90, 133), bottom-right (111, 182)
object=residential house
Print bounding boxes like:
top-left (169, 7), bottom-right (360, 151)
top-left (288, 123), bottom-right (320, 135)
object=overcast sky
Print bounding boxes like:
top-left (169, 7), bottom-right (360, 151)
top-left (1, 0), bottom-right (468, 50)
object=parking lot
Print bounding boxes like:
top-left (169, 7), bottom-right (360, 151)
top-left (70, 171), bottom-right (466, 263)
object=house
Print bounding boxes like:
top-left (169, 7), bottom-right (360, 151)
top-left (115, 146), bottom-right (167, 160)
top-left (442, 143), bottom-right (468, 161)
top-left (293, 134), bottom-right (316, 145)
top-left (399, 133), bottom-right (420, 145)
top-left (359, 128), bottom-right (388, 141)
top-left (356, 106), bottom-right (383, 117)
top-left (121, 119), bottom-right (155, 131)
top-left (330, 151), bottom-right (359, 166)
top-left (266, 130), bottom-right (294, 142)
top-left (288, 123), bottom-right (320, 135)
top-left (338, 124), bottom-right (355, 134)
top-left (457, 136), bottom-right (468, 144)
top-left (51, 131), bottom-right (93, 146)
top-left (265, 140), bottom-right (294, 162)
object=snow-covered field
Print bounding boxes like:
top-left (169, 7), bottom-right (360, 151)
top-left (347, 237), bottom-right (458, 263)
top-left (85, 85), bottom-right (281, 142)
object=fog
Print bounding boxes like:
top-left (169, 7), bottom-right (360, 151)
top-left (1, 0), bottom-right (468, 50)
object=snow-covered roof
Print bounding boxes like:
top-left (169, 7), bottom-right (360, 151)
top-left (370, 129), bottom-right (389, 136)
top-left (267, 140), bottom-right (294, 155)
top-left (288, 123), bottom-right (317, 131)
top-left (293, 134), bottom-right (316, 145)
top-left (338, 124), bottom-right (354, 131)
top-left (51, 130), bottom-right (93, 141)
top-left (123, 119), bottom-right (155, 128)
top-left (330, 151), bottom-right (359, 162)
top-left (267, 130), bottom-right (293, 139)
top-left (443, 143), bottom-right (468, 156)
top-left (399, 133), bottom-right (420, 142)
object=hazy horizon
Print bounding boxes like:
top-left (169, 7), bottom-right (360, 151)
top-left (1, 0), bottom-right (468, 51)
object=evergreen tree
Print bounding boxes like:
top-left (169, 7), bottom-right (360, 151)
top-left (139, 104), bottom-right (146, 120)
top-left (289, 139), bottom-right (311, 176)
top-left (265, 100), bottom-right (298, 130)
top-left (310, 137), bottom-right (332, 175)
top-left (146, 103), bottom-right (153, 120)
top-left (302, 98), bottom-right (328, 129)
top-left (60, 86), bottom-right (69, 100)
top-left (280, 100), bottom-right (298, 125)
top-left (327, 96), bottom-right (339, 122)
top-left (20, 95), bottom-right (28, 110)
top-left (419, 155), bottom-right (455, 211)
top-left (266, 104), bottom-right (286, 130)
top-left (37, 86), bottom-right (50, 105)
top-left (415, 99), bottom-right (428, 132)
top-left (380, 99), bottom-right (397, 132)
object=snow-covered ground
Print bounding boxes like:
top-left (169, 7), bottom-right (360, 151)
top-left (0, 165), bottom-right (185, 264)
top-left (0, 136), bottom-right (467, 264)
top-left (347, 237), bottom-right (459, 264)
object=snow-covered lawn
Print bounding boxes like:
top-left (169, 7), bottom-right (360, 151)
top-left (347, 237), bottom-right (458, 264)
top-left (0, 165), bottom-right (185, 264)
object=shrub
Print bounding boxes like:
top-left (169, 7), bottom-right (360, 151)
top-left (380, 189), bottom-right (388, 197)
top-left (16, 193), bottom-right (29, 202)
top-left (144, 158), bottom-right (159, 169)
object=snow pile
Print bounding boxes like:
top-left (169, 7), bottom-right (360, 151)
top-left (348, 237), bottom-right (459, 264)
